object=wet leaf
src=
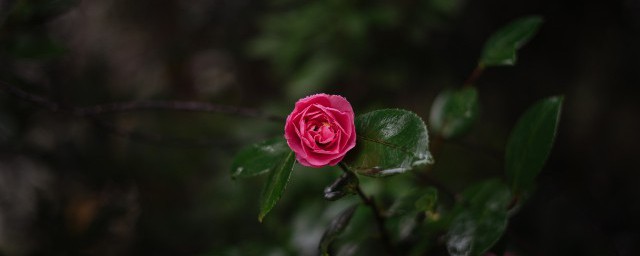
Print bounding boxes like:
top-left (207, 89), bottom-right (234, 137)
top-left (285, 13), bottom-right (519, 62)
top-left (258, 151), bottom-right (295, 222)
top-left (344, 109), bottom-right (433, 177)
top-left (231, 137), bottom-right (290, 179)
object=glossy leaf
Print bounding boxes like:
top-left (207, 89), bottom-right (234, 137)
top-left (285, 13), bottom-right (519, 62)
top-left (258, 151), bottom-right (295, 222)
top-left (231, 137), bottom-right (290, 179)
top-left (320, 204), bottom-right (359, 255)
top-left (446, 180), bottom-right (511, 256)
top-left (505, 95), bottom-right (563, 192)
top-left (324, 171), bottom-right (359, 201)
top-left (344, 109), bottom-right (433, 177)
top-left (480, 16), bottom-right (543, 66)
top-left (429, 87), bottom-right (479, 139)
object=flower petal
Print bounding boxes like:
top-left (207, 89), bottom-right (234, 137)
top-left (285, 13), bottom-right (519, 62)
top-left (328, 94), bottom-right (354, 114)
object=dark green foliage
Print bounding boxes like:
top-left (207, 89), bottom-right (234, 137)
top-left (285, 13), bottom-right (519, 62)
top-left (259, 151), bottom-right (295, 222)
top-left (446, 180), bottom-right (512, 256)
top-left (506, 95), bottom-right (563, 192)
top-left (389, 187), bottom-right (438, 216)
top-left (0, 0), bottom-right (574, 252)
top-left (319, 204), bottom-right (359, 255)
top-left (480, 16), bottom-right (543, 66)
top-left (430, 87), bottom-right (480, 139)
top-left (324, 171), bottom-right (359, 201)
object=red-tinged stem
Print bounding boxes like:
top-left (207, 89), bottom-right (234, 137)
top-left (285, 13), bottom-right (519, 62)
top-left (463, 64), bottom-right (485, 87)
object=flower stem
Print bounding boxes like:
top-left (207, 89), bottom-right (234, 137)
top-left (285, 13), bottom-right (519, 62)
top-left (338, 163), bottom-right (396, 255)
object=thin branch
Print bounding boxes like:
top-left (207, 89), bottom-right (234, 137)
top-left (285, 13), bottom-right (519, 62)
top-left (0, 80), bottom-right (60, 111)
top-left (0, 79), bottom-right (286, 122)
top-left (338, 163), bottom-right (396, 256)
top-left (89, 118), bottom-right (238, 148)
top-left (1, 79), bottom-right (284, 147)
top-left (463, 64), bottom-right (485, 87)
top-left (73, 101), bottom-right (285, 122)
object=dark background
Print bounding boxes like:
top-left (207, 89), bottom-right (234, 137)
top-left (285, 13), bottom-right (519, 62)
top-left (1, 0), bottom-right (639, 255)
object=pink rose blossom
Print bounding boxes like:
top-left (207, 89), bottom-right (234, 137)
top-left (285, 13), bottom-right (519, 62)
top-left (284, 94), bottom-right (357, 167)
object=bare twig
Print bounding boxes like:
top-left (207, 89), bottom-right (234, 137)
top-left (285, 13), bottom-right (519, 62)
top-left (0, 80), bottom-right (284, 147)
top-left (0, 80), bottom-right (61, 111)
top-left (0, 80), bottom-right (286, 122)
top-left (73, 101), bottom-right (285, 122)
top-left (89, 118), bottom-right (238, 148)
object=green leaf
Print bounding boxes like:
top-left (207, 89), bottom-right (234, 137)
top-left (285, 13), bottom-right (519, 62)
top-left (460, 180), bottom-right (512, 210)
top-left (446, 180), bottom-right (511, 256)
top-left (505, 95), bottom-right (563, 192)
top-left (324, 171), bottom-right (359, 201)
top-left (415, 188), bottom-right (439, 212)
top-left (258, 151), bottom-right (295, 222)
top-left (344, 109), bottom-right (433, 177)
top-left (320, 204), bottom-right (359, 255)
top-left (480, 16), bottom-right (543, 66)
top-left (231, 137), bottom-right (290, 179)
top-left (332, 204), bottom-right (377, 255)
top-left (389, 187), bottom-right (439, 216)
top-left (429, 87), bottom-right (479, 139)
top-left (387, 187), bottom-right (439, 241)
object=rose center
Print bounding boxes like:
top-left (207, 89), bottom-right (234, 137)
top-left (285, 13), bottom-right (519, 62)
top-left (308, 120), bottom-right (335, 145)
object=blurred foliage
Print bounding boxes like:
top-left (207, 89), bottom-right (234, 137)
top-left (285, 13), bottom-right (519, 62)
top-left (249, 0), bottom-right (463, 98)
top-left (1, 0), bottom-right (639, 255)
top-left (429, 87), bottom-right (479, 139)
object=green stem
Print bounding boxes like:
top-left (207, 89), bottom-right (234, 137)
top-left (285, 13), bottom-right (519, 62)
top-left (338, 163), bottom-right (396, 255)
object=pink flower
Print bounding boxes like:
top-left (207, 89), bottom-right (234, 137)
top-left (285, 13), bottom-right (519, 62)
top-left (284, 94), bottom-right (357, 167)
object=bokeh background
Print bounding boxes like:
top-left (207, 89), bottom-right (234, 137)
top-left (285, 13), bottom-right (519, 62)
top-left (1, 0), bottom-right (639, 255)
